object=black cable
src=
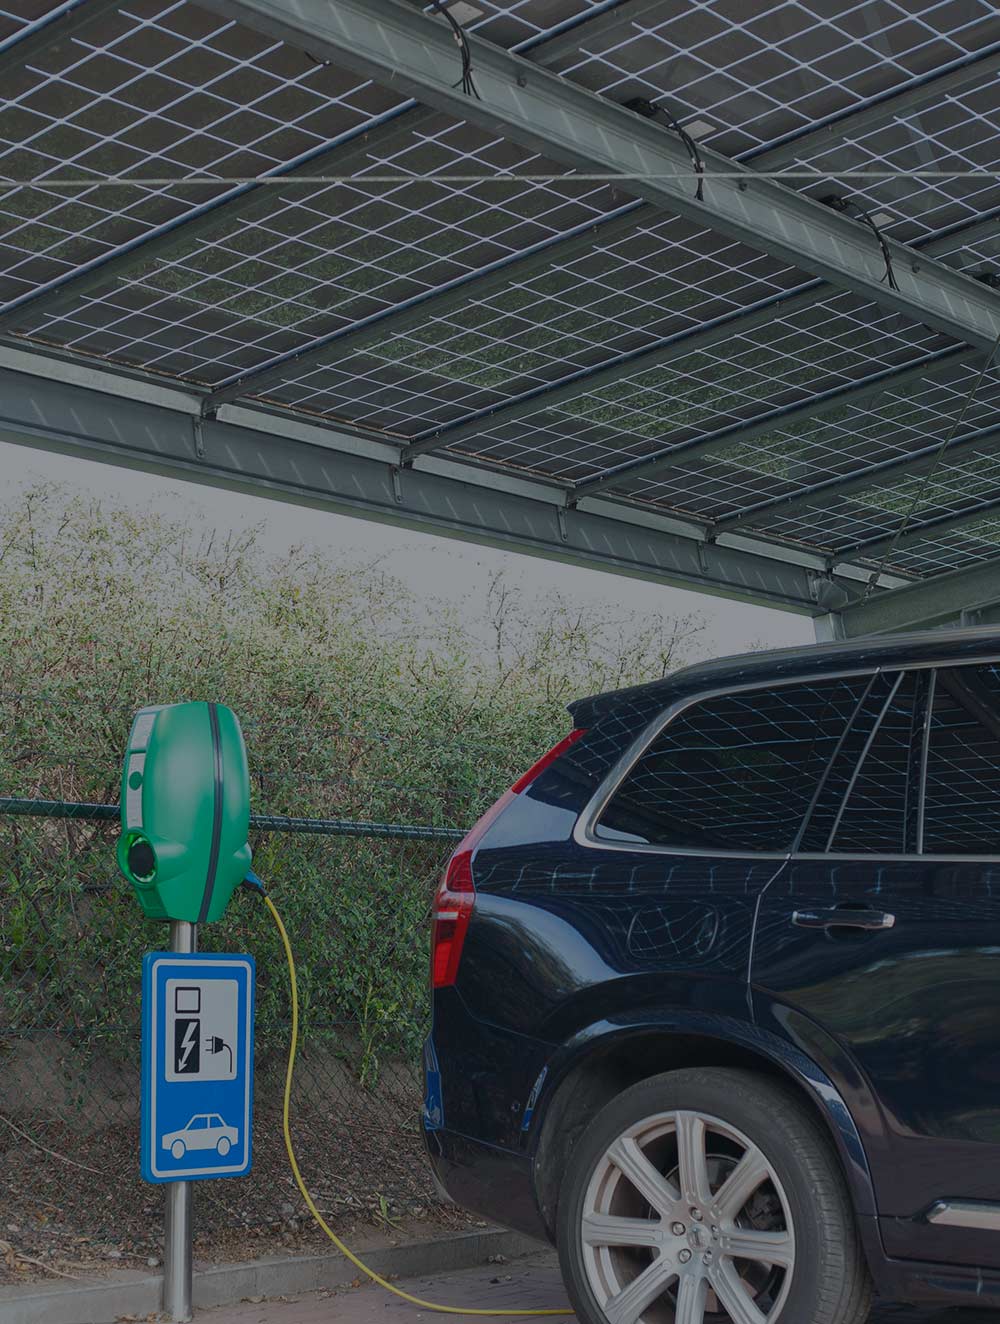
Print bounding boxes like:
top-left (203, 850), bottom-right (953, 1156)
top-left (824, 194), bottom-right (899, 290)
top-left (657, 106), bottom-right (705, 203)
top-left (859, 325), bottom-right (1000, 601)
top-left (429, 1), bottom-right (481, 101)
top-left (625, 97), bottom-right (705, 201)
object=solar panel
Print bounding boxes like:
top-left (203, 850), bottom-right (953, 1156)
top-left (25, 118), bottom-right (621, 383)
top-left (546, 0), bottom-right (1000, 159)
top-left (3, 0), bottom-right (1000, 616)
top-left (643, 353), bottom-right (1000, 523)
top-left (256, 216), bottom-right (811, 434)
top-left (0, 0), bottom-right (406, 311)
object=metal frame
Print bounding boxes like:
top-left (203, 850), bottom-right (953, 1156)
top-left (839, 558), bottom-right (1000, 636)
top-left (199, 47), bottom-right (1000, 414)
top-left (0, 357), bottom-right (871, 614)
top-left (4, 0), bottom-right (1000, 636)
top-left (198, 0), bottom-right (1000, 357)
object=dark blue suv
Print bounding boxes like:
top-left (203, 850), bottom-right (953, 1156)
top-left (424, 627), bottom-right (1000, 1324)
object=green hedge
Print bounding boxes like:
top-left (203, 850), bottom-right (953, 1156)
top-left (0, 485), bottom-right (698, 1075)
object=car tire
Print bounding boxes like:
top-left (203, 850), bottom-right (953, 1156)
top-left (171, 1139), bottom-right (185, 1160)
top-left (217, 1136), bottom-right (231, 1156)
top-left (556, 1067), bottom-right (872, 1324)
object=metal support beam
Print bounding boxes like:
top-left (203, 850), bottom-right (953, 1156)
top-left (958, 600), bottom-right (1000, 629)
top-left (0, 361), bottom-right (865, 613)
top-left (0, 0), bottom-right (121, 79)
top-left (0, 1), bottom-right (648, 332)
top-left (715, 416), bottom-right (1000, 536)
top-left (202, 39), bottom-right (1000, 412)
top-left (569, 348), bottom-right (979, 503)
top-left (839, 557), bottom-right (1000, 636)
top-left (395, 212), bottom-right (1000, 468)
top-left (200, 0), bottom-right (1000, 351)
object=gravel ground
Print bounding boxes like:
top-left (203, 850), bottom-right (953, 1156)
top-left (0, 1061), bottom-right (465, 1286)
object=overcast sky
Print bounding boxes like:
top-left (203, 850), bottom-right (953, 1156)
top-left (0, 439), bottom-right (813, 662)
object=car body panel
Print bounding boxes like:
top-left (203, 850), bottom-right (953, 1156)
top-left (753, 854), bottom-right (1000, 1268)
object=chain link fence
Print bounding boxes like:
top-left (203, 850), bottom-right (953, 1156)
top-left (0, 794), bottom-right (464, 1282)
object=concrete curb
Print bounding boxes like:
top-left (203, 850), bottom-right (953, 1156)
top-left (0, 1227), bottom-right (546, 1324)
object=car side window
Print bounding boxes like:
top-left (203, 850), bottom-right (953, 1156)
top-left (817, 670), bottom-right (928, 855)
top-left (594, 675), bottom-right (873, 852)
top-left (922, 665), bottom-right (1000, 855)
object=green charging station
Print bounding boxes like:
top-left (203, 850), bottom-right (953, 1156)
top-left (117, 701), bottom-right (252, 924)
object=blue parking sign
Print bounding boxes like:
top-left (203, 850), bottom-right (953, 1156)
top-left (141, 952), bottom-right (254, 1183)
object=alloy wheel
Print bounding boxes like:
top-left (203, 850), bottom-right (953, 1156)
top-left (580, 1109), bottom-right (794, 1324)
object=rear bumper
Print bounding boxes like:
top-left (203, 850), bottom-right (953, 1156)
top-left (423, 1125), bottom-right (551, 1243)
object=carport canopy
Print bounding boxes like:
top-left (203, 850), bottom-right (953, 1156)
top-left (4, 0), bottom-right (1000, 637)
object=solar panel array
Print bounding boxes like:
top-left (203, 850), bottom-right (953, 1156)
top-left (3, 0), bottom-right (1000, 590)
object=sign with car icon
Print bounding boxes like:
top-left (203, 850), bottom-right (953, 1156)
top-left (141, 953), bottom-right (254, 1182)
top-left (162, 1113), bottom-right (240, 1160)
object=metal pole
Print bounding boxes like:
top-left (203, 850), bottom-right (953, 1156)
top-left (163, 920), bottom-right (196, 1323)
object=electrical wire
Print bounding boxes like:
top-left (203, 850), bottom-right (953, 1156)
top-left (429, 0), bottom-right (481, 101)
top-left (859, 325), bottom-right (1000, 601)
top-left (263, 891), bottom-right (572, 1316)
top-left (823, 195), bottom-right (899, 291)
top-left (625, 98), bottom-right (705, 200)
top-left (857, 211), bottom-right (900, 292)
top-left (2, 170), bottom-right (1000, 190)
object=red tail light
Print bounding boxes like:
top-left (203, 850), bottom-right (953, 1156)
top-left (432, 729), bottom-right (585, 989)
top-left (510, 728), bottom-right (585, 793)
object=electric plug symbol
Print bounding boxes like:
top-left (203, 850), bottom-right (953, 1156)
top-left (205, 1035), bottom-right (233, 1074)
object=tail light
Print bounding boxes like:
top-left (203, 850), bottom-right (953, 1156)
top-left (432, 729), bottom-right (584, 988)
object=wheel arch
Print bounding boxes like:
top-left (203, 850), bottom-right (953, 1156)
top-left (530, 1013), bottom-right (877, 1244)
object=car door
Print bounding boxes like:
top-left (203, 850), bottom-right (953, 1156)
top-left (752, 658), bottom-right (1000, 1269)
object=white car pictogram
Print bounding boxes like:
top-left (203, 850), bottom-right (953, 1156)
top-left (162, 1113), bottom-right (238, 1159)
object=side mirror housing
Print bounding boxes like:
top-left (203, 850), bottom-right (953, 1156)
top-left (117, 702), bottom-right (251, 923)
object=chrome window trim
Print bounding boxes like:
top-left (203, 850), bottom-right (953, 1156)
top-left (573, 653), bottom-right (1000, 864)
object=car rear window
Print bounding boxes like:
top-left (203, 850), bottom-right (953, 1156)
top-left (594, 675), bottom-right (872, 852)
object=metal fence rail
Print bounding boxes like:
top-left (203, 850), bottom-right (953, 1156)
top-left (0, 796), bottom-right (461, 1281)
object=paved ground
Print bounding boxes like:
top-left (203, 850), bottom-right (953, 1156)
top-left (199, 1251), bottom-right (996, 1324)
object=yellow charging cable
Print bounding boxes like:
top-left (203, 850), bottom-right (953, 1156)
top-left (263, 894), bottom-right (571, 1315)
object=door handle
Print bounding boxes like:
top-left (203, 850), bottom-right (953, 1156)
top-left (792, 908), bottom-right (896, 931)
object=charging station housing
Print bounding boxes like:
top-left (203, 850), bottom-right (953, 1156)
top-left (117, 701), bottom-right (252, 923)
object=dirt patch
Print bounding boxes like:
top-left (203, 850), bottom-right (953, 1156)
top-left (0, 1049), bottom-right (470, 1286)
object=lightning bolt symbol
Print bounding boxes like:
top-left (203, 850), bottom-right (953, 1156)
top-left (178, 1021), bottom-right (197, 1071)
